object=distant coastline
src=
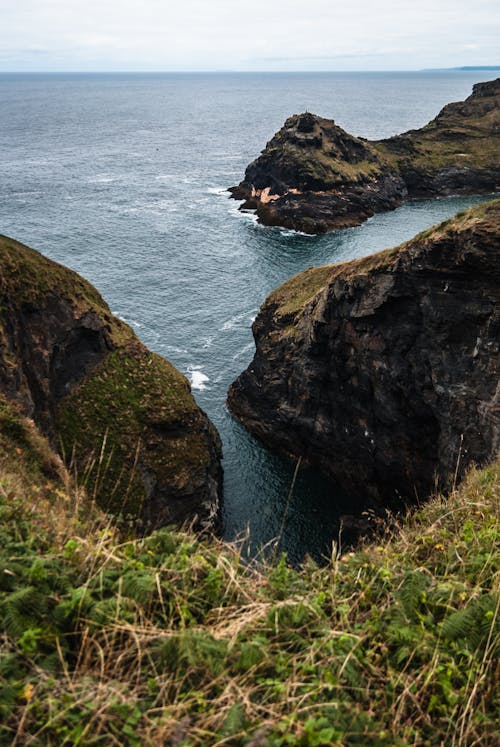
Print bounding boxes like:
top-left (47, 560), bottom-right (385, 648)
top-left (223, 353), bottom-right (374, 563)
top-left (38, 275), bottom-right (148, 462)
top-left (422, 65), bottom-right (500, 71)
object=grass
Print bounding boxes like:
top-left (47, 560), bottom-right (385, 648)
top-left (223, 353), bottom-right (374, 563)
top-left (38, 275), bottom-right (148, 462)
top-left (264, 200), bottom-right (500, 327)
top-left (55, 343), bottom-right (209, 519)
top-left (0, 400), bottom-right (498, 745)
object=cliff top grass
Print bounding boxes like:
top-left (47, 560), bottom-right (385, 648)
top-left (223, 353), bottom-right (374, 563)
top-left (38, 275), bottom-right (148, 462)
top-left (0, 234), bottom-right (134, 352)
top-left (0, 397), bottom-right (498, 746)
top-left (376, 78), bottom-right (500, 171)
top-left (0, 235), bottom-right (107, 315)
top-left (253, 115), bottom-right (391, 190)
top-left (265, 199), bottom-right (500, 320)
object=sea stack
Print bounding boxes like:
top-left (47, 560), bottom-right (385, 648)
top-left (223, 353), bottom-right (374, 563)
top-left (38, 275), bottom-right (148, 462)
top-left (230, 78), bottom-right (500, 233)
top-left (0, 235), bottom-right (223, 529)
top-left (228, 201), bottom-right (500, 505)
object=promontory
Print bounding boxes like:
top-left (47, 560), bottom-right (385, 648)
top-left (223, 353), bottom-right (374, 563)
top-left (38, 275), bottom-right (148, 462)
top-left (0, 235), bottom-right (222, 529)
top-left (230, 78), bottom-right (500, 233)
top-left (228, 201), bottom-right (500, 505)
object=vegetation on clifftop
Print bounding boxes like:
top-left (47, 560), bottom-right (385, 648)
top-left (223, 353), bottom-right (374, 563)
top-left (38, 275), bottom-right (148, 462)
top-left (265, 199), bottom-right (500, 324)
top-left (0, 397), bottom-right (498, 746)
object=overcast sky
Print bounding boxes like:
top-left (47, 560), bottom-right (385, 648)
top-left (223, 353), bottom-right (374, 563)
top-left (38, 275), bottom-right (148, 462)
top-left (1, 0), bottom-right (499, 72)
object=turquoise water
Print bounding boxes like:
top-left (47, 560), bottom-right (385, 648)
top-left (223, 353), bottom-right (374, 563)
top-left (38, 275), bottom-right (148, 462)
top-left (0, 71), bottom-right (496, 562)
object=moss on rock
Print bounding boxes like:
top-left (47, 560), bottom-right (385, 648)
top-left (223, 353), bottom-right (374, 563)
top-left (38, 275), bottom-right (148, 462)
top-left (0, 235), bottom-right (222, 530)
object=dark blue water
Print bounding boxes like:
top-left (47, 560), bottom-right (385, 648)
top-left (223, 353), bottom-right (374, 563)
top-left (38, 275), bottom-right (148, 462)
top-left (0, 71), bottom-right (496, 562)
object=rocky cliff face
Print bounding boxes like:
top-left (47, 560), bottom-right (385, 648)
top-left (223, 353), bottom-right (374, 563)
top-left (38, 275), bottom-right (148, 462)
top-left (0, 235), bottom-right (222, 529)
top-left (228, 201), bottom-right (500, 505)
top-left (230, 78), bottom-right (500, 233)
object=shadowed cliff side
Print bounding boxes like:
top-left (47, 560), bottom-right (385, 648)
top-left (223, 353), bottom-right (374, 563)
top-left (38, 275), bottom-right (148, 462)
top-left (228, 201), bottom-right (500, 505)
top-left (230, 78), bottom-right (500, 233)
top-left (0, 235), bottom-right (222, 529)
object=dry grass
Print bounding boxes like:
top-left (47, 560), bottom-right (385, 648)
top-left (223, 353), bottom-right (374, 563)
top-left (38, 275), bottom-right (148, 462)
top-left (0, 401), bottom-right (498, 745)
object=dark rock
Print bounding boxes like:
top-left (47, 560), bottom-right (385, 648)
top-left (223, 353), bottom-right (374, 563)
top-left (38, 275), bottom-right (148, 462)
top-left (230, 78), bottom-right (500, 233)
top-left (0, 235), bottom-right (222, 530)
top-left (228, 201), bottom-right (500, 505)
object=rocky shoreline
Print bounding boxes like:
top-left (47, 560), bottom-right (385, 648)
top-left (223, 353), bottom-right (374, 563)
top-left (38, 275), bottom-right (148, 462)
top-left (228, 201), bottom-right (500, 506)
top-left (230, 78), bottom-right (500, 233)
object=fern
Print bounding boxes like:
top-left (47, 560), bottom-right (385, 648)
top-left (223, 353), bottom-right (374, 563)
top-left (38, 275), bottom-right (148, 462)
top-left (121, 571), bottom-right (157, 606)
top-left (1, 586), bottom-right (48, 637)
top-left (441, 594), bottom-right (499, 653)
top-left (398, 570), bottom-right (429, 622)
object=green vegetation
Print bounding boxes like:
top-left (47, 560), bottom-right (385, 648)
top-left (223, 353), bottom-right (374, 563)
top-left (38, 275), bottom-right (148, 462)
top-left (266, 200), bottom-right (500, 325)
top-left (0, 398), bottom-right (498, 745)
top-left (0, 235), bottom-right (114, 327)
top-left (0, 235), bottom-right (219, 525)
top-left (55, 343), bottom-right (207, 518)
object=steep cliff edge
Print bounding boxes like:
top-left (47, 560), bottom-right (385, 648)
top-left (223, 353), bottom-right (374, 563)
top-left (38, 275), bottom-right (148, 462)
top-left (228, 201), bottom-right (500, 504)
top-left (0, 235), bottom-right (222, 529)
top-left (230, 78), bottom-right (500, 233)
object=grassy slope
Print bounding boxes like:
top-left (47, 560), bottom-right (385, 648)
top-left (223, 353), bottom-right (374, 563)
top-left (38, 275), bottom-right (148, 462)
top-left (0, 397), bottom-right (498, 746)
top-left (0, 235), bottom-right (214, 522)
top-left (264, 200), bottom-right (500, 323)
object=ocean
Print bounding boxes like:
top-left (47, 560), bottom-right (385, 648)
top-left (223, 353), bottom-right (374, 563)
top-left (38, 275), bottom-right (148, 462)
top-left (0, 70), bottom-right (496, 562)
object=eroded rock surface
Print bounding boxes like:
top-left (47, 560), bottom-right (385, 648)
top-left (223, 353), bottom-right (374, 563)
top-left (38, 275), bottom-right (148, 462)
top-left (0, 235), bottom-right (222, 529)
top-left (228, 201), bottom-right (500, 505)
top-left (230, 79), bottom-right (500, 233)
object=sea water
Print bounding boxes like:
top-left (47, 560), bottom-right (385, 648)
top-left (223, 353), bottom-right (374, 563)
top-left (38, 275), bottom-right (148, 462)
top-left (0, 71), bottom-right (496, 562)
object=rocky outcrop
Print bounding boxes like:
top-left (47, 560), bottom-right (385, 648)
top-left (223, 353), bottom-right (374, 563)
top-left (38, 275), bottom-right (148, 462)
top-left (230, 78), bottom-right (500, 233)
top-left (0, 235), bottom-right (222, 530)
top-left (228, 201), bottom-right (500, 505)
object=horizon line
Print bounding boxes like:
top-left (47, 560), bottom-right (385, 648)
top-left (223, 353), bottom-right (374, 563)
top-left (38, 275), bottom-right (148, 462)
top-left (0, 66), bottom-right (499, 75)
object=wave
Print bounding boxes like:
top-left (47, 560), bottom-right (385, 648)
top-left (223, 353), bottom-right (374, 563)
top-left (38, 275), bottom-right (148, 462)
top-left (88, 175), bottom-right (116, 184)
top-left (220, 308), bottom-right (258, 331)
top-left (206, 187), bottom-right (229, 195)
top-left (187, 366), bottom-right (210, 391)
top-left (228, 204), bottom-right (259, 224)
top-left (231, 342), bottom-right (254, 360)
top-left (278, 227), bottom-right (315, 238)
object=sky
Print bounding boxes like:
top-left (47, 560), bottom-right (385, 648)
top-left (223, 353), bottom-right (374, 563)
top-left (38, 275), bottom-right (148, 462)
top-left (0, 0), bottom-right (499, 72)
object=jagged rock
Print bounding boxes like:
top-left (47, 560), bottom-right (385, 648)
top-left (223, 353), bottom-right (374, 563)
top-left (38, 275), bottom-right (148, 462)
top-left (230, 79), bottom-right (500, 233)
top-left (0, 235), bottom-right (222, 529)
top-left (228, 201), bottom-right (500, 505)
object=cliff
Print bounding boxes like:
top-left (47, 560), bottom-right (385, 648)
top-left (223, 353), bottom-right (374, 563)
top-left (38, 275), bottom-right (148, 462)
top-left (228, 201), bottom-right (500, 505)
top-left (230, 78), bottom-right (500, 233)
top-left (0, 235), bottom-right (222, 529)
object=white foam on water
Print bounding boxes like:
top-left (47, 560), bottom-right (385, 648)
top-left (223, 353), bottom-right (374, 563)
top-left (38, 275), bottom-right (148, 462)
top-left (227, 203), bottom-right (259, 224)
top-left (187, 366), bottom-right (210, 391)
top-left (111, 311), bottom-right (143, 328)
top-left (279, 227), bottom-right (315, 238)
top-left (88, 175), bottom-right (116, 183)
top-left (220, 307), bottom-right (259, 332)
top-left (231, 342), bottom-right (254, 360)
top-left (206, 187), bottom-right (229, 195)
top-left (164, 345), bottom-right (188, 355)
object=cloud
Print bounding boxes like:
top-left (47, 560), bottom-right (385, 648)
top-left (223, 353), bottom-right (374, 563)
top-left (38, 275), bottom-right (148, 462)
top-left (0, 0), bottom-right (498, 71)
